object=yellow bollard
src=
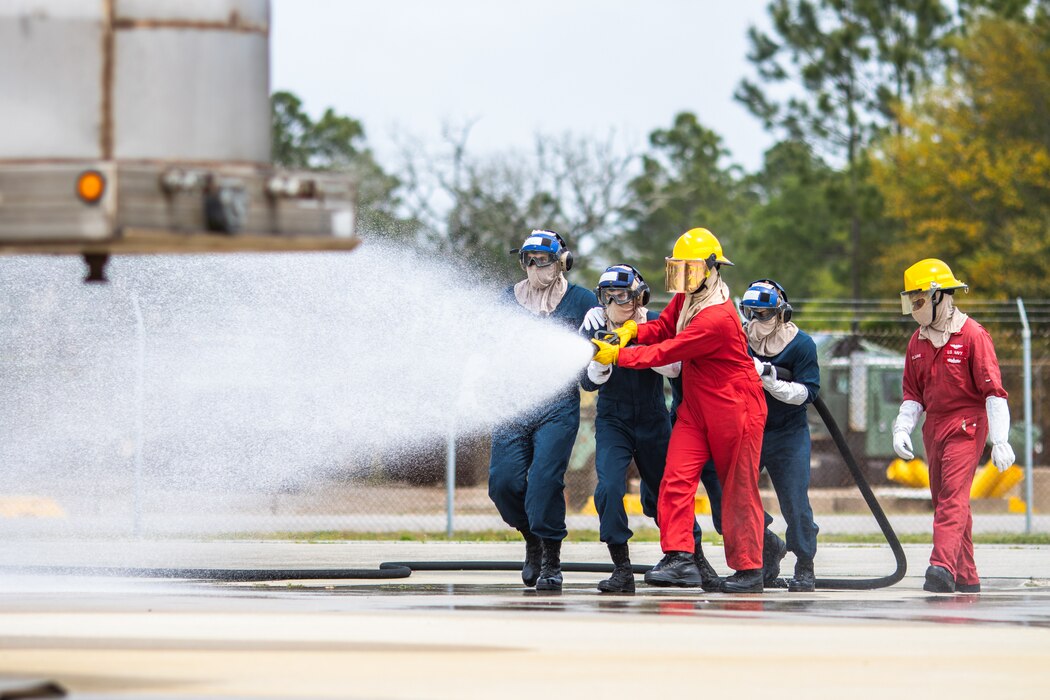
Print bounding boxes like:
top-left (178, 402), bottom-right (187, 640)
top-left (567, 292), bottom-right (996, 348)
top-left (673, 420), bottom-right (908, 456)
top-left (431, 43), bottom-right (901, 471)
top-left (886, 458), bottom-right (929, 488)
top-left (694, 494), bottom-right (711, 515)
top-left (1008, 496), bottom-right (1028, 514)
top-left (970, 462), bottom-right (1000, 499)
top-left (907, 459), bottom-right (930, 488)
top-left (623, 494), bottom-right (645, 515)
top-left (886, 458), bottom-right (911, 486)
top-left (988, 465), bottom-right (1025, 499)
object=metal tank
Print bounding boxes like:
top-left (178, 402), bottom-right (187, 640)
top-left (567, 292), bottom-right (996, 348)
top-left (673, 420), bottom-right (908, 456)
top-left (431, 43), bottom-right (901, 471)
top-left (0, 0), bottom-right (358, 281)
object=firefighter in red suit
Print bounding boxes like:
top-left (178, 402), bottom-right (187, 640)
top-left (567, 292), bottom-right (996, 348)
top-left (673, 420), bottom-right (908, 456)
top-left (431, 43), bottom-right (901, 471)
top-left (892, 259), bottom-right (1015, 593)
top-left (591, 228), bottom-right (768, 593)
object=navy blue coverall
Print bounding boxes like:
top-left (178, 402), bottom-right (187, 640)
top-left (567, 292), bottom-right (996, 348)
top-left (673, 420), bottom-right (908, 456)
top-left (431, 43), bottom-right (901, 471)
top-left (582, 311), bottom-right (704, 546)
top-left (488, 283), bottom-right (598, 541)
top-left (752, 330), bottom-right (821, 563)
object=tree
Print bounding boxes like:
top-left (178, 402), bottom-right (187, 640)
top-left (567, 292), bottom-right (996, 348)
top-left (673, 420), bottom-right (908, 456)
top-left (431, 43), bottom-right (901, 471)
top-left (743, 140), bottom-right (850, 298)
top-left (270, 91), bottom-right (414, 240)
top-left (871, 16), bottom-right (1050, 299)
top-left (736, 1), bottom-right (962, 303)
top-left (615, 113), bottom-right (750, 286)
top-left (396, 122), bottom-right (635, 282)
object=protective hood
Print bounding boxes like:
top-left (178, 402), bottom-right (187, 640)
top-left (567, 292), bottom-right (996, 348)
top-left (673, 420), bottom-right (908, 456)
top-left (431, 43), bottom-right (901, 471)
top-left (514, 265), bottom-right (568, 316)
top-left (607, 300), bottom-right (648, 329)
top-left (746, 316), bottom-right (799, 357)
top-left (916, 293), bottom-right (968, 348)
top-left (676, 268), bottom-right (729, 333)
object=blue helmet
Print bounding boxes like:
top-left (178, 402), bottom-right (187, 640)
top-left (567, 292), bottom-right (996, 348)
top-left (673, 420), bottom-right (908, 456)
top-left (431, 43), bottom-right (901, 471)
top-left (739, 279), bottom-right (792, 322)
top-left (595, 264), bottom-right (651, 306)
top-left (516, 229), bottom-right (573, 270)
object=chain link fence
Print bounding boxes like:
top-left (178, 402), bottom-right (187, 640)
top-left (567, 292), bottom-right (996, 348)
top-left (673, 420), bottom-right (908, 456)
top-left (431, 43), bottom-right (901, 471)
top-left (2, 298), bottom-right (1048, 540)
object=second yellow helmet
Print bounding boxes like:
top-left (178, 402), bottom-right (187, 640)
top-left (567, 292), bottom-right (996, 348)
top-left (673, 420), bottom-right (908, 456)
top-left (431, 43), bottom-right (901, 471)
top-left (902, 258), bottom-right (967, 294)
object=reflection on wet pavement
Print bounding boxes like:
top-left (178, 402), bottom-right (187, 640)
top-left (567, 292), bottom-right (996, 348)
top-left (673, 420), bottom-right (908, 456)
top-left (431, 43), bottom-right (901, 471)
top-left (241, 580), bottom-right (1050, 628)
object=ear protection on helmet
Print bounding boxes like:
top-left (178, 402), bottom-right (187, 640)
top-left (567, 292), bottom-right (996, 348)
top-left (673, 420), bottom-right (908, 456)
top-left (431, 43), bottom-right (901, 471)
top-left (627, 265), bottom-right (651, 305)
top-left (548, 230), bottom-right (574, 271)
top-left (751, 278), bottom-right (792, 322)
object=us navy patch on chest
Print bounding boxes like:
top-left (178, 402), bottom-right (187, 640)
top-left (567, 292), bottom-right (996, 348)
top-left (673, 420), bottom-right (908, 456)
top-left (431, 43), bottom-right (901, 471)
top-left (944, 342), bottom-right (968, 365)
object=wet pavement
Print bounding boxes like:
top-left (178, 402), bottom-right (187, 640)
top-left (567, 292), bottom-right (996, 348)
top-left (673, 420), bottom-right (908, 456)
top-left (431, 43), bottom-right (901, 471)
top-left (1, 541), bottom-right (1049, 698)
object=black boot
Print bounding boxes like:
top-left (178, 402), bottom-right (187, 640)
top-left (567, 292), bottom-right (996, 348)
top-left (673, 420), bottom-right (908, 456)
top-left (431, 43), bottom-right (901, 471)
top-left (598, 543), bottom-right (635, 593)
top-left (787, 559), bottom-right (816, 592)
top-left (519, 529), bottom-right (542, 587)
top-left (762, 529), bottom-right (787, 587)
top-left (955, 579), bottom-right (981, 593)
top-left (536, 538), bottom-right (563, 591)
top-left (720, 568), bottom-right (764, 593)
top-left (693, 540), bottom-right (723, 593)
top-left (923, 565), bottom-right (955, 593)
top-left (644, 552), bottom-right (702, 587)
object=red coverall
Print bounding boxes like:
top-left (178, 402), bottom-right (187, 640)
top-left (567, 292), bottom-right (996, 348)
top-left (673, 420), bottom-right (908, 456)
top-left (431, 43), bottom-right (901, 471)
top-left (618, 295), bottom-right (766, 571)
top-left (903, 317), bottom-right (1007, 586)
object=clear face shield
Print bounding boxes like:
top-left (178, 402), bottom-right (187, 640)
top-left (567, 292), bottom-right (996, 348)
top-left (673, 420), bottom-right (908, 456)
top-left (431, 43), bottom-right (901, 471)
top-left (664, 257), bottom-right (710, 294)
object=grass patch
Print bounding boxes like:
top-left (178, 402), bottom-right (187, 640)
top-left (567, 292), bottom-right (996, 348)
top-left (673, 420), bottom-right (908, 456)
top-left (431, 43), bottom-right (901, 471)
top-left (224, 529), bottom-right (1050, 546)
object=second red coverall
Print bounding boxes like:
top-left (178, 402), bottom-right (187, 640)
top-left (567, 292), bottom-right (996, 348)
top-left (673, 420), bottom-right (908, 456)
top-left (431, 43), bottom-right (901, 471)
top-left (618, 294), bottom-right (766, 571)
top-left (903, 317), bottom-right (1008, 586)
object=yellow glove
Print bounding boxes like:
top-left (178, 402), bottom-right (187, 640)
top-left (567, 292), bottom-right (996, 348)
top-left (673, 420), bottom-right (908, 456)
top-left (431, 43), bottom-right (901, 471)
top-left (591, 338), bottom-right (620, 365)
top-left (611, 319), bottom-right (638, 348)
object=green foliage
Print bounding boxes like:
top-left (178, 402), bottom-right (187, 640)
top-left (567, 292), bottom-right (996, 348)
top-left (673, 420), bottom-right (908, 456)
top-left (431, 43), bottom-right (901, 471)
top-left (871, 16), bottom-right (1050, 299)
top-left (743, 141), bottom-right (849, 298)
top-left (616, 113), bottom-right (751, 285)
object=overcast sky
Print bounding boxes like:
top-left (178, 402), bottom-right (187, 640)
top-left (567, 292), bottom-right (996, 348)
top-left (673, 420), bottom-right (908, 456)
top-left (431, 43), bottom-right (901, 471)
top-left (271, 0), bottom-right (776, 172)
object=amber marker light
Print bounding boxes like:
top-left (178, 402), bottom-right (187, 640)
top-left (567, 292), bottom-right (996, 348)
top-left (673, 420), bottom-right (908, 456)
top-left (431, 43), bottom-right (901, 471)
top-left (76, 170), bottom-right (106, 204)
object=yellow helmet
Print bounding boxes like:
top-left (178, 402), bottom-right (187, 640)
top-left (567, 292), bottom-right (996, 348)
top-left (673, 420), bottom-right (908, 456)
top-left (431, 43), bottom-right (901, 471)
top-left (900, 258), bottom-right (968, 315)
top-left (671, 228), bottom-right (733, 265)
top-left (902, 258), bottom-right (967, 294)
top-left (665, 228), bottom-right (733, 294)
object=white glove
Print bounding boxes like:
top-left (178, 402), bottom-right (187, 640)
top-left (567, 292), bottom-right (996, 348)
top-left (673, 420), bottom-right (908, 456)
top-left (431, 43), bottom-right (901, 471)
top-left (893, 432), bottom-right (914, 461)
top-left (586, 359), bottom-right (612, 385)
top-left (892, 400), bottom-right (923, 460)
top-left (580, 306), bottom-right (607, 334)
top-left (753, 357), bottom-right (775, 379)
top-left (652, 361), bottom-right (681, 378)
top-left (986, 396), bottom-right (1015, 472)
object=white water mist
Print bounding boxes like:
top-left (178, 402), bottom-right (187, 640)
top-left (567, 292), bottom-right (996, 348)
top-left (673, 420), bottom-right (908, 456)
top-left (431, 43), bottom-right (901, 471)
top-left (0, 245), bottom-right (593, 532)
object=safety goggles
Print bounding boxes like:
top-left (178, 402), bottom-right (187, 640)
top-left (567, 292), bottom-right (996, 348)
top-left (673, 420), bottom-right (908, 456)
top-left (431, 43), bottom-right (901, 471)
top-left (598, 287), bottom-right (637, 306)
top-left (521, 251), bottom-right (558, 268)
top-left (900, 290), bottom-right (933, 315)
top-left (665, 257), bottom-right (709, 294)
top-left (740, 306), bottom-right (778, 322)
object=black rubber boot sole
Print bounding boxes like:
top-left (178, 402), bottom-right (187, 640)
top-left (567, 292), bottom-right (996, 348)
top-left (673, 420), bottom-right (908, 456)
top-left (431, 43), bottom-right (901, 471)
top-left (644, 570), bottom-right (702, 588)
top-left (923, 565), bottom-right (956, 593)
top-left (535, 576), bottom-right (563, 592)
top-left (597, 577), bottom-right (636, 594)
top-left (955, 581), bottom-right (981, 593)
top-left (720, 570), bottom-right (764, 593)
